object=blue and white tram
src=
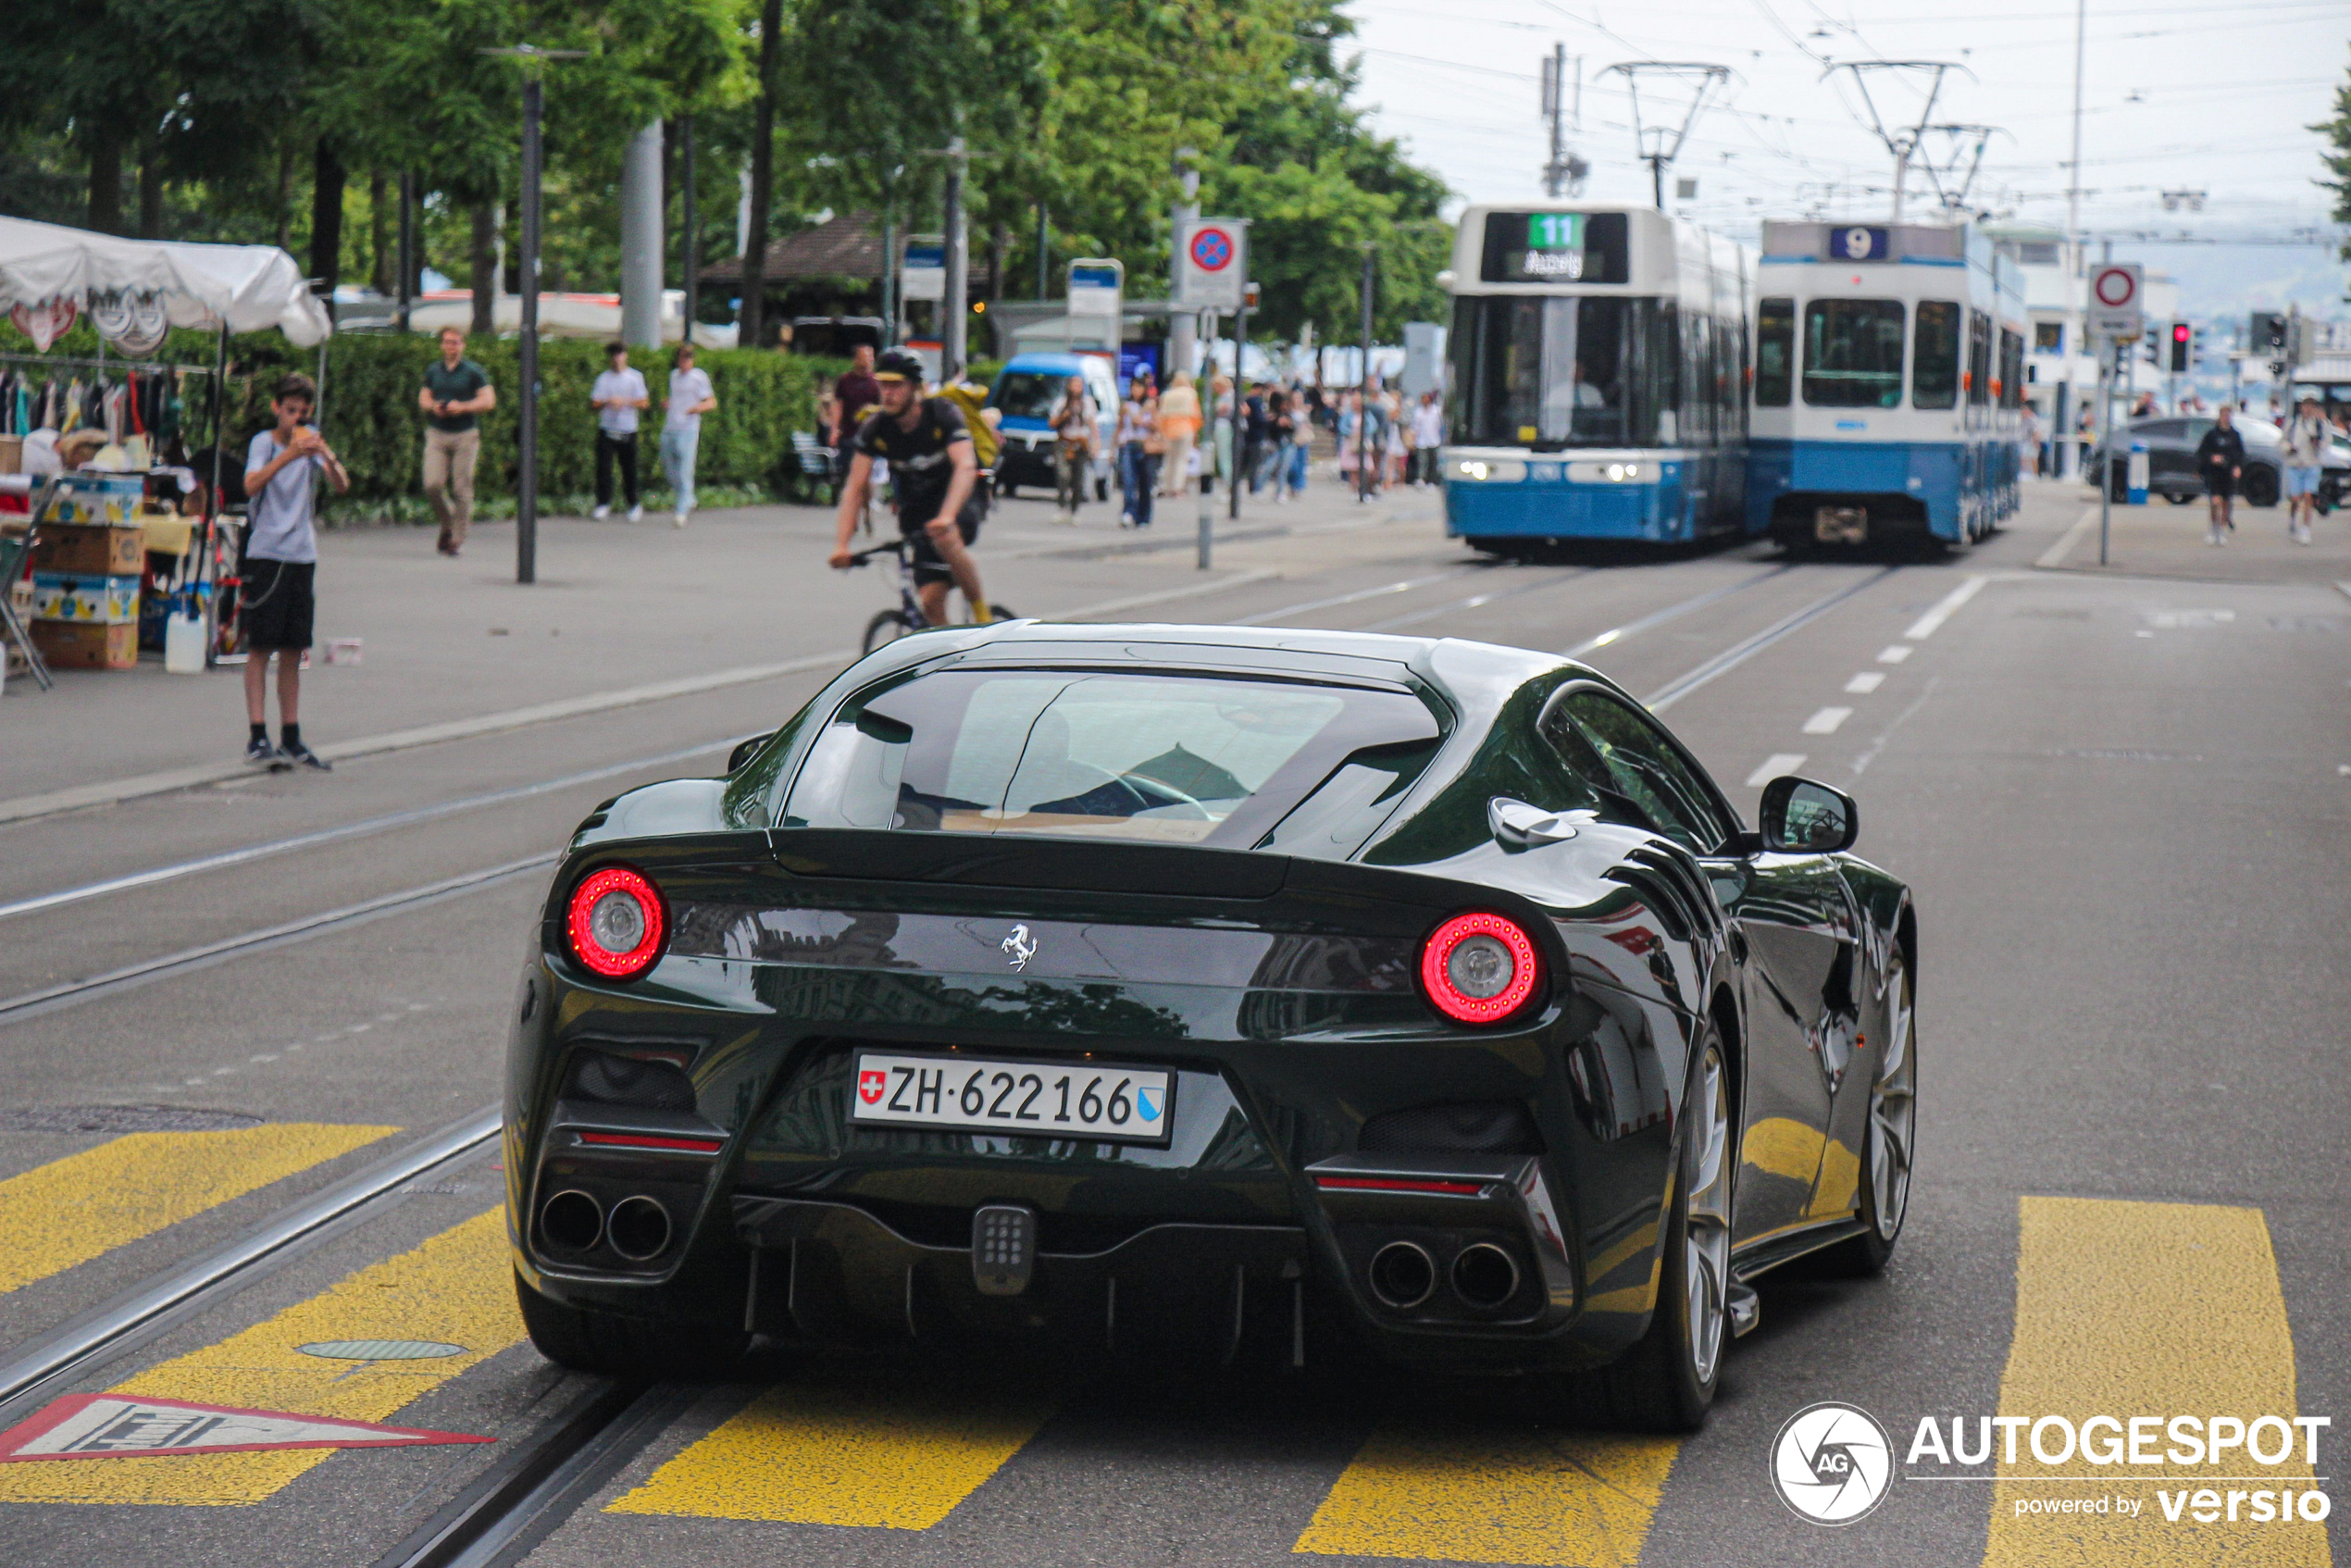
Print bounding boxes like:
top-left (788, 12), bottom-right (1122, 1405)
top-left (1441, 204), bottom-right (1753, 552)
top-left (1745, 220), bottom-right (2026, 551)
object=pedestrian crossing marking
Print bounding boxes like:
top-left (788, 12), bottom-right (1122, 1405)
top-left (0, 1123), bottom-right (397, 1297)
top-left (1980, 1197), bottom-right (2328, 1567)
top-left (0, 1208), bottom-right (519, 1506)
top-left (607, 1373), bottom-right (1054, 1528)
top-left (1292, 1424), bottom-right (1679, 1566)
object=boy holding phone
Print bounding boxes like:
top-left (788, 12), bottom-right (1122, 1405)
top-left (240, 373), bottom-right (349, 769)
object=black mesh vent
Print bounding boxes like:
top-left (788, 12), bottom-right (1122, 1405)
top-left (1359, 1101), bottom-right (1543, 1155)
top-left (566, 1050), bottom-right (699, 1113)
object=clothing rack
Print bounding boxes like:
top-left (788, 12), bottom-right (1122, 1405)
top-left (0, 352), bottom-right (219, 376)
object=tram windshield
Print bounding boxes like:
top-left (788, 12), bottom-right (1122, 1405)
top-left (1449, 295), bottom-right (1673, 449)
top-left (1802, 299), bottom-right (1907, 408)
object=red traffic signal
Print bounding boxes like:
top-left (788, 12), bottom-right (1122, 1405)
top-left (2169, 320), bottom-right (2192, 373)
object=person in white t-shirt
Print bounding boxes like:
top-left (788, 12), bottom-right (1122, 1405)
top-left (590, 342), bottom-right (650, 521)
top-left (660, 342), bottom-right (718, 527)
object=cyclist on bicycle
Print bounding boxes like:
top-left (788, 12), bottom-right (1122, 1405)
top-left (828, 349), bottom-right (992, 625)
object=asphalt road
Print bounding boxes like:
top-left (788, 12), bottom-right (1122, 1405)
top-left (0, 481), bottom-right (2344, 1568)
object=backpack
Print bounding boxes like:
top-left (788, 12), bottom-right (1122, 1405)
top-left (935, 382), bottom-right (1000, 468)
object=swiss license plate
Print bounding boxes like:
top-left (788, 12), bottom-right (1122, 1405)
top-left (851, 1052), bottom-right (1176, 1145)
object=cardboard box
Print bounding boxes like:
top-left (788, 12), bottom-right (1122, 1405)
top-left (42, 472), bottom-right (146, 526)
top-left (31, 522), bottom-right (144, 577)
top-left (31, 571), bottom-right (141, 625)
top-left (0, 434), bottom-right (20, 474)
top-left (31, 619), bottom-right (138, 669)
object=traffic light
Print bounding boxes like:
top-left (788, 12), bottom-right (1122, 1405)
top-left (2250, 311), bottom-right (2288, 352)
top-left (2170, 320), bottom-right (2191, 373)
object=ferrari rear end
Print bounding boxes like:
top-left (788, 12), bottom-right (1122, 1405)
top-left (506, 632), bottom-right (1677, 1378)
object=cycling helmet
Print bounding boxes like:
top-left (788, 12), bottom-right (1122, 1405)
top-left (874, 349), bottom-right (926, 384)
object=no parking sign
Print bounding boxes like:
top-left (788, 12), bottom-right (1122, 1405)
top-left (1176, 218), bottom-right (1249, 311)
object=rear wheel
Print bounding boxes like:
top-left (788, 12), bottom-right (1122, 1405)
top-left (1814, 950), bottom-right (1916, 1276)
top-left (1593, 1034), bottom-right (1733, 1432)
top-left (863, 609), bottom-right (914, 653)
top-left (2243, 466), bottom-right (2281, 508)
top-left (515, 1271), bottom-right (750, 1378)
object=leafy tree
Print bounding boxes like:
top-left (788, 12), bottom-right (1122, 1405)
top-left (2316, 51), bottom-right (2351, 275)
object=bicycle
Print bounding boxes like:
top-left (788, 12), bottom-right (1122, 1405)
top-left (846, 536), bottom-right (1014, 653)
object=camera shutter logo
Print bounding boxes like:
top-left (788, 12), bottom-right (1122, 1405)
top-left (1771, 1401), bottom-right (1894, 1524)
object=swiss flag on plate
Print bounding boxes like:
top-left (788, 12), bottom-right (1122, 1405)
top-left (858, 1069), bottom-right (888, 1105)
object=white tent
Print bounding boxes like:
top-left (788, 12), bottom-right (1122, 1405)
top-left (0, 215), bottom-right (331, 347)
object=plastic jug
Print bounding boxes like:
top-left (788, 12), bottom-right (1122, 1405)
top-left (164, 604), bottom-right (205, 674)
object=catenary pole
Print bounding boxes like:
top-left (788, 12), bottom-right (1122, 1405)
top-left (1357, 244), bottom-right (1375, 504)
top-left (517, 75), bottom-right (543, 583)
top-left (1230, 284), bottom-right (1250, 522)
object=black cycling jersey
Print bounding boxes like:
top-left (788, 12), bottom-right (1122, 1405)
top-left (855, 396), bottom-right (970, 529)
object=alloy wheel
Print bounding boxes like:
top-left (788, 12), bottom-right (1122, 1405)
top-left (1869, 958), bottom-right (1917, 1241)
top-left (1684, 1042), bottom-right (1733, 1386)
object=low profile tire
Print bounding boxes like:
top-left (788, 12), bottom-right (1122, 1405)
top-left (515, 1271), bottom-right (749, 1379)
top-left (2165, 492), bottom-right (2194, 506)
top-left (2243, 466), bottom-right (2280, 508)
top-left (1593, 1033), bottom-right (1734, 1433)
top-left (1813, 950), bottom-right (1917, 1276)
top-left (863, 609), bottom-right (912, 653)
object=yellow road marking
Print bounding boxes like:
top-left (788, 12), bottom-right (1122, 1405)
top-left (0, 1209), bottom-right (521, 1506)
top-left (0, 1124), bottom-right (397, 1296)
top-left (1981, 1197), bottom-right (2329, 1567)
top-left (1293, 1424), bottom-right (1679, 1566)
top-left (608, 1374), bottom-right (1053, 1527)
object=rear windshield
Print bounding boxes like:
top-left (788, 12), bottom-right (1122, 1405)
top-left (783, 669), bottom-right (1440, 850)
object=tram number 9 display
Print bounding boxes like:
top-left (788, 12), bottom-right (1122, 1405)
top-left (1481, 211), bottom-right (1631, 286)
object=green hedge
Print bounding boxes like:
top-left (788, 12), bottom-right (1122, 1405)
top-left (0, 317), bottom-right (844, 524)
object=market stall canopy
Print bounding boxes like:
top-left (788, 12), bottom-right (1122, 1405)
top-left (0, 216), bottom-right (332, 348)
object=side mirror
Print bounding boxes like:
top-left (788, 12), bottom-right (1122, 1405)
top-left (1759, 777), bottom-right (1858, 854)
top-left (1489, 797), bottom-right (1582, 852)
top-left (727, 731), bottom-right (777, 774)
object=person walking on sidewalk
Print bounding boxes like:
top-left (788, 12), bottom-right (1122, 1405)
top-left (831, 342), bottom-right (881, 487)
top-left (1050, 374), bottom-right (1094, 523)
top-left (591, 342), bottom-right (649, 522)
top-left (1117, 373), bottom-right (1161, 529)
top-left (418, 326), bottom-right (493, 557)
top-left (660, 342), bottom-right (717, 528)
top-left (240, 373), bottom-right (347, 771)
top-left (2194, 404), bottom-right (2245, 546)
top-left (1156, 370), bottom-right (1200, 497)
top-left (2282, 393), bottom-right (2328, 546)
top-left (1411, 391), bottom-right (1445, 486)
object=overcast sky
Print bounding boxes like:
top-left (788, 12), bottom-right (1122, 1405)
top-left (1341, 0), bottom-right (2347, 309)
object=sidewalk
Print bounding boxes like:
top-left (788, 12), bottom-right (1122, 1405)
top-left (0, 472), bottom-right (1440, 818)
top-left (2034, 482), bottom-right (2351, 588)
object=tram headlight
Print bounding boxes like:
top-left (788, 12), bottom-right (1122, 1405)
top-left (1567, 461), bottom-right (1651, 485)
top-left (1452, 458), bottom-right (1526, 483)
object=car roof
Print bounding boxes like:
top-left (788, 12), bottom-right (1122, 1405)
top-left (868, 619), bottom-right (1585, 715)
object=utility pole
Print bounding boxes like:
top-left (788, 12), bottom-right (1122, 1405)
top-left (1602, 63), bottom-right (1731, 209)
top-left (482, 44), bottom-right (585, 587)
top-left (1198, 305), bottom-right (1217, 568)
top-left (679, 117), bottom-right (698, 342)
top-left (1356, 243), bottom-right (1375, 504)
top-left (619, 120), bottom-right (663, 348)
top-left (1230, 280), bottom-right (1254, 523)
top-left (394, 172), bottom-right (415, 334)
top-left (1035, 203), bottom-right (1049, 300)
top-left (1169, 150), bottom-right (1200, 381)
top-left (940, 137), bottom-right (968, 380)
top-left (740, 0), bottom-right (783, 355)
top-left (1540, 45), bottom-right (1589, 198)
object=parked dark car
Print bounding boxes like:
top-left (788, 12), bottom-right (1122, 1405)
top-left (506, 622), bottom-right (1918, 1432)
top-left (2091, 415), bottom-right (2351, 510)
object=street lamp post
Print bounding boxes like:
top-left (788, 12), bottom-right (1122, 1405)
top-left (482, 44), bottom-right (586, 586)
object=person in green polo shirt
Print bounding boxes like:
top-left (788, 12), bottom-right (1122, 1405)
top-left (417, 326), bottom-right (495, 556)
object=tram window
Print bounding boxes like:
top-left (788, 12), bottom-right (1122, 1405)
top-left (1998, 329), bottom-right (2024, 410)
top-left (1968, 310), bottom-right (1992, 406)
top-left (1913, 301), bottom-right (1960, 409)
top-left (1756, 298), bottom-right (1794, 407)
top-left (1450, 295), bottom-right (1648, 448)
top-left (1802, 299), bottom-right (1906, 408)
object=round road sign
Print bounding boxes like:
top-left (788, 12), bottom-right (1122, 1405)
top-left (2093, 267), bottom-right (2137, 309)
top-left (1188, 227), bottom-right (1235, 272)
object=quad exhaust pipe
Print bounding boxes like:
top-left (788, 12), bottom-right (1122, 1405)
top-left (1365, 1238), bottom-right (1524, 1313)
top-left (1368, 1241), bottom-right (1436, 1309)
top-left (537, 1189), bottom-right (673, 1262)
top-left (1449, 1242), bottom-right (1522, 1309)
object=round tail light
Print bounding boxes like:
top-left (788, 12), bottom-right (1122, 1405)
top-left (566, 867), bottom-right (665, 979)
top-left (1420, 912), bottom-right (1540, 1025)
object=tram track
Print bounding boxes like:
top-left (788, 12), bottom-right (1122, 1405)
top-left (0, 1106), bottom-right (501, 1425)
